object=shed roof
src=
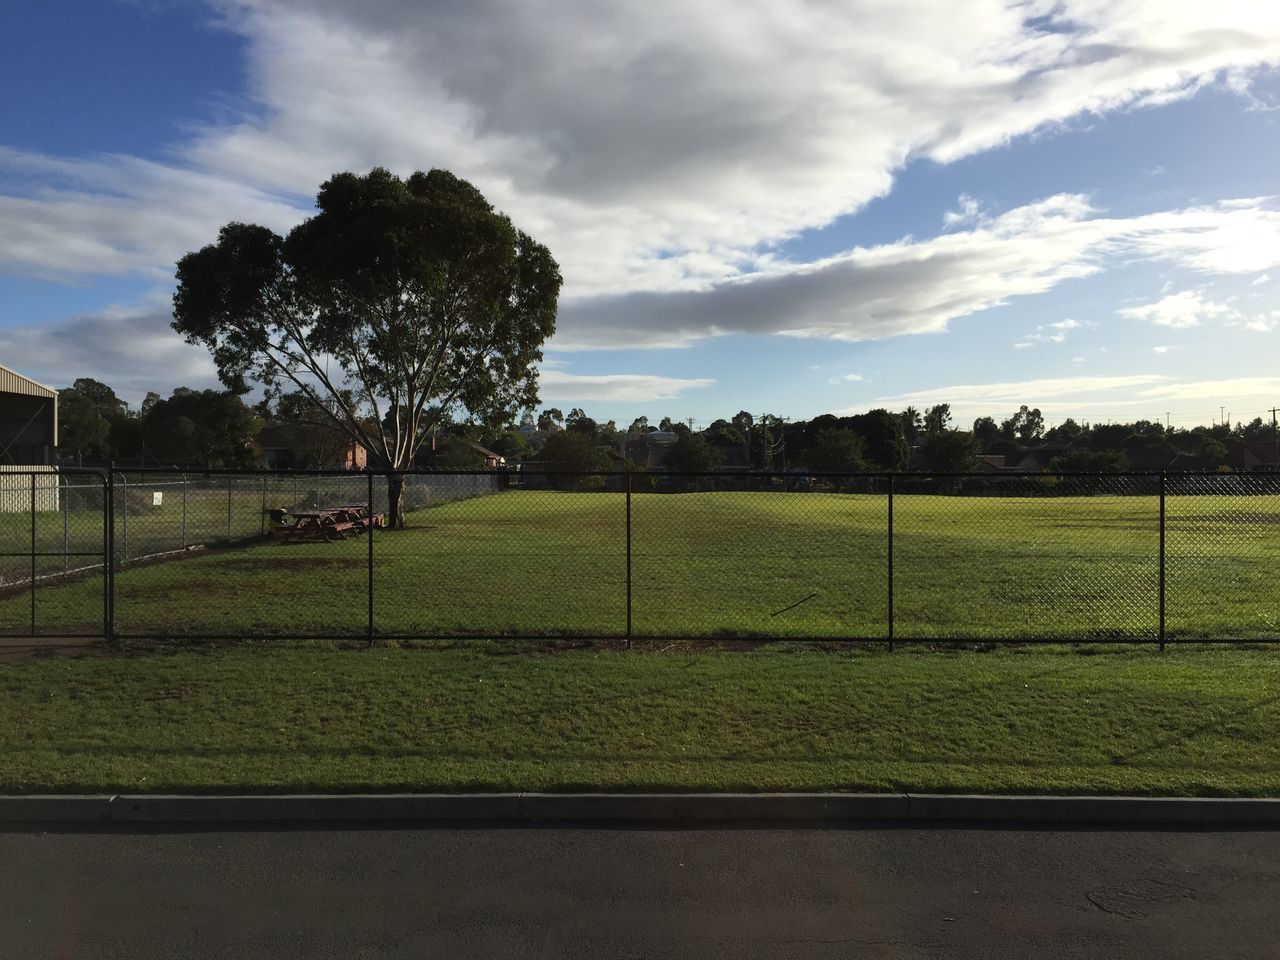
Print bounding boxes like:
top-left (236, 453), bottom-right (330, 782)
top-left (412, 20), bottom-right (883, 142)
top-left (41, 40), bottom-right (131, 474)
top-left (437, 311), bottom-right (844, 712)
top-left (0, 364), bottom-right (57, 400)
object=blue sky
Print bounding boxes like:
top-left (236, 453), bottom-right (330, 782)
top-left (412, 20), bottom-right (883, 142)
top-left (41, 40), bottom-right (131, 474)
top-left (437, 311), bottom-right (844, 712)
top-left (3, 0), bottom-right (1280, 431)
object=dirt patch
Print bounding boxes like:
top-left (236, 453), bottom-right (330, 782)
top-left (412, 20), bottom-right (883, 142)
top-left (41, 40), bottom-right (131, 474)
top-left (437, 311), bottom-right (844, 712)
top-left (208, 556), bottom-right (365, 571)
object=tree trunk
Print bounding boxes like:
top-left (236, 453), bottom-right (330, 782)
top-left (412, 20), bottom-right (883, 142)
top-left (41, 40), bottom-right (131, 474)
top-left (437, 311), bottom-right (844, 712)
top-left (386, 472), bottom-right (407, 529)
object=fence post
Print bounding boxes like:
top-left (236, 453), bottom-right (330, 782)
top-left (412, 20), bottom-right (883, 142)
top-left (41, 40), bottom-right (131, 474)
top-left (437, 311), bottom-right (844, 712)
top-left (367, 471), bottom-right (375, 645)
top-left (226, 477), bottom-right (233, 539)
top-left (626, 471), bottom-right (633, 648)
top-left (62, 475), bottom-right (69, 574)
top-left (260, 475), bottom-right (268, 536)
top-left (887, 474), bottom-right (895, 651)
top-left (30, 475), bottom-right (37, 636)
top-left (105, 465), bottom-right (115, 643)
top-left (181, 475), bottom-right (187, 549)
top-left (1158, 471), bottom-right (1166, 652)
top-left (120, 470), bottom-right (128, 564)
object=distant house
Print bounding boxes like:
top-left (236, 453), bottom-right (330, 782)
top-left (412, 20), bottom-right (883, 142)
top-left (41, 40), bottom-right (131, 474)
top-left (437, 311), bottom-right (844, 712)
top-left (1226, 440), bottom-right (1280, 472)
top-left (1122, 446), bottom-right (1177, 472)
top-left (1007, 441), bottom-right (1071, 471)
top-left (418, 436), bottom-right (506, 469)
top-left (255, 423), bottom-right (368, 470)
top-left (624, 430), bottom-right (678, 470)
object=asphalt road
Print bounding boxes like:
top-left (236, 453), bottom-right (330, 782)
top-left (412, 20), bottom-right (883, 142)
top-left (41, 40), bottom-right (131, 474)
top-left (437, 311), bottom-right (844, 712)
top-left (2, 823), bottom-right (1277, 959)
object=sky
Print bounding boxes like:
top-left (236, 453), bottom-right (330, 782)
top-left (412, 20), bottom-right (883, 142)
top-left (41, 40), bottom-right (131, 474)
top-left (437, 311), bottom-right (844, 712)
top-left (2, 0), bottom-right (1280, 431)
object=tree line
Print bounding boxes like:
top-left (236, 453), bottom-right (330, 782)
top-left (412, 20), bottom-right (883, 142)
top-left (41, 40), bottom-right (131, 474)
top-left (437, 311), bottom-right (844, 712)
top-left (56, 383), bottom-right (1274, 478)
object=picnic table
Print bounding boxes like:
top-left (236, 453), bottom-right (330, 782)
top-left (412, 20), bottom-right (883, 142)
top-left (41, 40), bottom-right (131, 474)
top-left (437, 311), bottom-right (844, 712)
top-left (281, 504), bottom-right (379, 543)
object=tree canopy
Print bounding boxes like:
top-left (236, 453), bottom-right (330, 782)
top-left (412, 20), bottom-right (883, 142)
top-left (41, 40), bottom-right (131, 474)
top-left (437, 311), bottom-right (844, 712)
top-left (172, 167), bottom-right (561, 524)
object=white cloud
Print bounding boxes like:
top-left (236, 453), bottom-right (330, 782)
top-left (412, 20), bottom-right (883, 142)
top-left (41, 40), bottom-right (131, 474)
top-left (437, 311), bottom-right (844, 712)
top-left (4, 0), bottom-right (1280, 395)
top-left (828, 373), bottom-right (864, 384)
top-left (0, 295), bottom-right (219, 400)
top-left (856, 373), bottom-right (1280, 423)
top-left (1049, 318), bottom-right (1086, 330)
top-left (4, 0), bottom-right (1280, 302)
top-left (943, 194), bottom-right (981, 229)
top-left (537, 370), bottom-right (714, 403)
top-left (556, 196), bottom-right (1280, 349)
top-left (1071, 355), bottom-right (1086, 363)
top-left (1014, 341), bottom-right (1034, 349)
top-left (1118, 290), bottom-right (1240, 328)
top-left (1253, 273), bottom-right (1271, 285)
top-left (1152, 345), bottom-right (1173, 354)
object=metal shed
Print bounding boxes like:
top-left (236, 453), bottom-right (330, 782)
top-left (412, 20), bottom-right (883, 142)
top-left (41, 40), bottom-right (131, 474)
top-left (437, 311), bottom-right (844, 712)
top-left (0, 364), bottom-right (59, 511)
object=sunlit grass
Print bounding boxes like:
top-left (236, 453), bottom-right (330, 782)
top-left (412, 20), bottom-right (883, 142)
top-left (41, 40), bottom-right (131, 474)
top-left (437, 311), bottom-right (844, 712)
top-left (1, 644), bottom-right (1277, 795)
top-left (2, 490), bottom-right (1277, 640)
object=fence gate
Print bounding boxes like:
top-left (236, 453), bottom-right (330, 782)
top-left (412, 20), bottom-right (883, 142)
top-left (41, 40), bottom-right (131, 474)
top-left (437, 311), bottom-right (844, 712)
top-left (0, 469), bottom-right (108, 638)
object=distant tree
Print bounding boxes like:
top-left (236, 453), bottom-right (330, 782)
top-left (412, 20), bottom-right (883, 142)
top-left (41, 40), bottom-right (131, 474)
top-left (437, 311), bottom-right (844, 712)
top-left (971, 416), bottom-right (1001, 451)
top-left (145, 388), bottom-right (263, 468)
top-left (1088, 423), bottom-right (1131, 452)
top-left (56, 386), bottom-right (114, 462)
top-left (923, 403), bottom-right (952, 438)
top-left (537, 430), bottom-right (607, 486)
top-left (1001, 405), bottom-right (1045, 444)
top-left (804, 428), bottom-right (866, 474)
top-left (1238, 416), bottom-right (1277, 440)
top-left (266, 389), bottom-right (366, 468)
top-left (72, 378), bottom-right (128, 418)
top-left (663, 431), bottom-right (721, 477)
top-left (487, 430), bottom-right (530, 460)
top-left (1131, 418), bottom-right (1165, 438)
top-left (1044, 417), bottom-right (1083, 442)
top-left (627, 416), bottom-right (649, 434)
top-left (1049, 449), bottom-right (1127, 473)
top-left (900, 406), bottom-right (922, 446)
top-left (847, 408), bottom-right (908, 471)
top-left (659, 415), bottom-right (674, 431)
top-left (919, 430), bottom-right (977, 473)
top-left (537, 407), bottom-right (565, 432)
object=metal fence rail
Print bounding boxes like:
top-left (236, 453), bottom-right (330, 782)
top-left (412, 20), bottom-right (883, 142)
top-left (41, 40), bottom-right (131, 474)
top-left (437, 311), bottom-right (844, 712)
top-left (0, 467), bottom-right (1276, 645)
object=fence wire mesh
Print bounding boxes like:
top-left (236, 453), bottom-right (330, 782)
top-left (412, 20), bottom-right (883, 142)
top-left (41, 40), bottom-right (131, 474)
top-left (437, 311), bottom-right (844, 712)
top-left (0, 470), bottom-right (106, 637)
top-left (1, 468), bottom-right (1276, 643)
top-left (1166, 472), bottom-right (1280, 641)
top-left (893, 473), bottom-right (1159, 641)
top-left (631, 473), bottom-right (889, 638)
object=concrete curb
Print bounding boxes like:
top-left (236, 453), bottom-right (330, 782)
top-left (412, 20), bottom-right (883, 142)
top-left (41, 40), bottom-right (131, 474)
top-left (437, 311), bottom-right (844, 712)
top-left (3, 792), bottom-right (1279, 825)
top-left (0, 795), bottom-right (114, 822)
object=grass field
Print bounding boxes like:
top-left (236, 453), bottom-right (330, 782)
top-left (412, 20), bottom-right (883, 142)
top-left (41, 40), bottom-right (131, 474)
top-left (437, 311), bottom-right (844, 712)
top-left (2, 488), bottom-right (1278, 640)
top-left (1, 644), bottom-right (1278, 795)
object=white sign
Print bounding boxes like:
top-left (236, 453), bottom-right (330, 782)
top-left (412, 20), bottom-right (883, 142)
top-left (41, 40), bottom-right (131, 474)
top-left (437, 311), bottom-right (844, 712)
top-left (152, 491), bottom-right (163, 507)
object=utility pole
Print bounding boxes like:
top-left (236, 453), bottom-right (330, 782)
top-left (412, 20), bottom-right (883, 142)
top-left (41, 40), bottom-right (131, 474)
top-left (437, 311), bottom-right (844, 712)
top-left (1220, 406), bottom-right (1226, 427)
top-left (1270, 406), bottom-right (1279, 471)
top-left (1165, 412), bottom-right (1170, 430)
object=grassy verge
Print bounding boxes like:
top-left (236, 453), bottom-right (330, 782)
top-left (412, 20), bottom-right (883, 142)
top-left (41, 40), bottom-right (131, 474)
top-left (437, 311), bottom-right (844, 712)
top-left (6, 490), bottom-right (1280, 640)
top-left (1, 644), bottom-right (1277, 795)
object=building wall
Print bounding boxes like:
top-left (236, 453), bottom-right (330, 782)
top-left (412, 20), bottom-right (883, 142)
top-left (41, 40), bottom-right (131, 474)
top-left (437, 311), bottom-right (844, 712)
top-left (0, 466), bottom-right (59, 513)
top-left (0, 393), bottom-right (57, 465)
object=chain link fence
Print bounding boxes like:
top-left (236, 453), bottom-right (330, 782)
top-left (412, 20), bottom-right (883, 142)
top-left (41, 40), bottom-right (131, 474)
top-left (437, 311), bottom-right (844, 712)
top-left (1, 468), bottom-right (1275, 643)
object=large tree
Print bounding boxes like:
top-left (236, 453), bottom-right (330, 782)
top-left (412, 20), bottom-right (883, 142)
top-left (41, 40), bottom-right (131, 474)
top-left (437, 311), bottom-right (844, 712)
top-left (172, 167), bottom-right (561, 526)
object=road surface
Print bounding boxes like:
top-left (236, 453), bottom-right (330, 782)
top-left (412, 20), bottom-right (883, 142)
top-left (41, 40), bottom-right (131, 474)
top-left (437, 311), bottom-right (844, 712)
top-left (2, 822), bottom-right (1277, 958)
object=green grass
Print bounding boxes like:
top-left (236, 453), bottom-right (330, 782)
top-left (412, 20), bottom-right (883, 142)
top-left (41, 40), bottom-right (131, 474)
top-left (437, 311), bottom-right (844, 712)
top-left (2, 644), bottom-right (1278, 795)
top-left (3, 489), bottom-right (1279, 640)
